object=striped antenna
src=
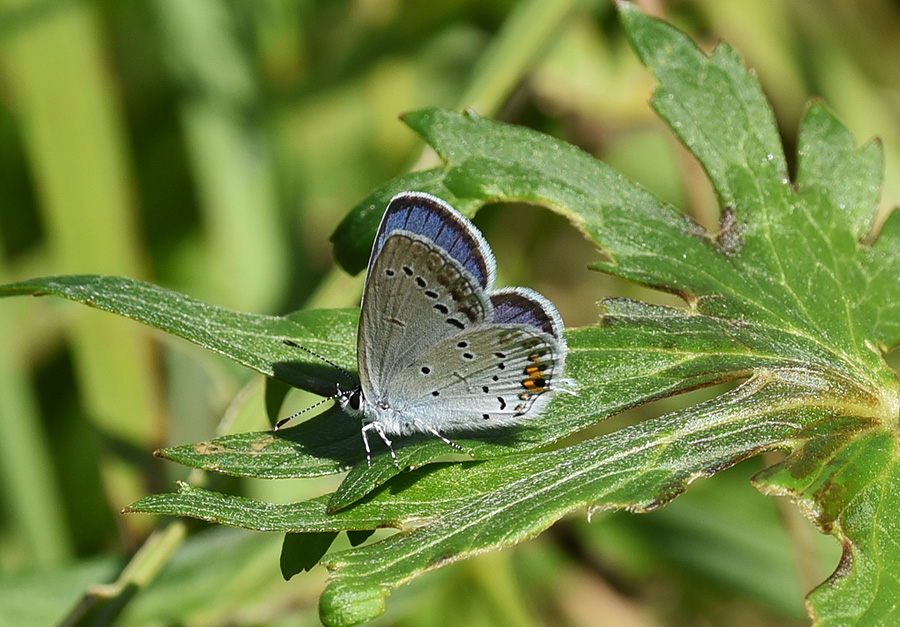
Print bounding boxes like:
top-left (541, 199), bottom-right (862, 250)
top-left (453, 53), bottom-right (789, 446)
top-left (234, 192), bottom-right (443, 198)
top-left (274, 339), bottom-right (356, 430)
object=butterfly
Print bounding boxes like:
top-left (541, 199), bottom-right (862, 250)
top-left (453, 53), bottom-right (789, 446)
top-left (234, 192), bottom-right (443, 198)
top-left (280, 192), bottom-right (568, 467)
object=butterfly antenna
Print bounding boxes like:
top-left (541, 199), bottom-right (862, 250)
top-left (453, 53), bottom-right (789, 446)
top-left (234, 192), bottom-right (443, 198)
top-left (275, 339), bottom-right (357, 431)
top-left (274, 396), bottom-right (333, 430)
top-left (282, 339), bottom-right (356, 385)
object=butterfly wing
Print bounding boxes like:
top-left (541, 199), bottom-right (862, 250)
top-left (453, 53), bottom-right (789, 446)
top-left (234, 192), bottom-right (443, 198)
top-left (490, 287), bottom-right (566, 343)
top-left (357, 194), bottom-right (495, 400)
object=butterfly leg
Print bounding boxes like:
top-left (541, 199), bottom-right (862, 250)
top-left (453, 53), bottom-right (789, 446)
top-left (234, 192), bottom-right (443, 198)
top-left (419, 422), bottom-right (465, 455)
top-left (361, 422), bottom-right (399, 468)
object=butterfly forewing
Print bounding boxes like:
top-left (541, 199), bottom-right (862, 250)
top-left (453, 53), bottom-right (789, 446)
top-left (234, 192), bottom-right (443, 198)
top-left (357, 230), bottom-right (492, 400)
top-left (372, 193), bottom-right (497, 290)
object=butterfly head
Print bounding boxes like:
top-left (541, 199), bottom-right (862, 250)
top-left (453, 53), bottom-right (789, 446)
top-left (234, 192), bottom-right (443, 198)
top-left (335, 382), bottom-right (365, 417)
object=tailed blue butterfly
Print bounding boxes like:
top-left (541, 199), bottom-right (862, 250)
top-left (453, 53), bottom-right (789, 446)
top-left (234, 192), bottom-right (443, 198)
top-left (280, 192), bottom-right (567, 467)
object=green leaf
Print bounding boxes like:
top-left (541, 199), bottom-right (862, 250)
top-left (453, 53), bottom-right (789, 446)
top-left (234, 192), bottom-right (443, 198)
top-left (753, 431), bottom-right (900, 624)
top-left (281, 532), bottom-right (339, 579)
top-left (0, 275), bottom-right (358, 397)
top-left (157, 407), bottom-right (358, 478)
top-left (128, 370), bottom-right (836, 625)
top-left (621, 1), bottom-right (789, 215)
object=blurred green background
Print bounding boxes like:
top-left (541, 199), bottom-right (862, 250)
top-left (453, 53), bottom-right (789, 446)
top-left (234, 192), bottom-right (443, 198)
top-left (0, 0), bottom-right (895, 624)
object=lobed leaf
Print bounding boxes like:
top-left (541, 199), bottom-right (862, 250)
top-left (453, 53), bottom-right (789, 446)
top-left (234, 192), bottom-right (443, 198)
top-left (322, 5), bottom-right (900, 623)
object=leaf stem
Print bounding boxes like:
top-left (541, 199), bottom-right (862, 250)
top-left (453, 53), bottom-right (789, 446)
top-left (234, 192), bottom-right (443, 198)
top-left (458, 0), bottom-right (580, 116)
top-left (60, 520), bottom-right (188, 627)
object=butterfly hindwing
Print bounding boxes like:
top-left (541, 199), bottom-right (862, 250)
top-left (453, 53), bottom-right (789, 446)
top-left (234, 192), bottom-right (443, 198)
top-left (385, 319), bottom-right (564, 435)
top-left (491, 288), bottom-right (565, 339)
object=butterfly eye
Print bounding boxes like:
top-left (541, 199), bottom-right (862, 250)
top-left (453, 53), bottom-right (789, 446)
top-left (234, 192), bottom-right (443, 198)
top-left (349, 390), bottom-right (362, 411)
